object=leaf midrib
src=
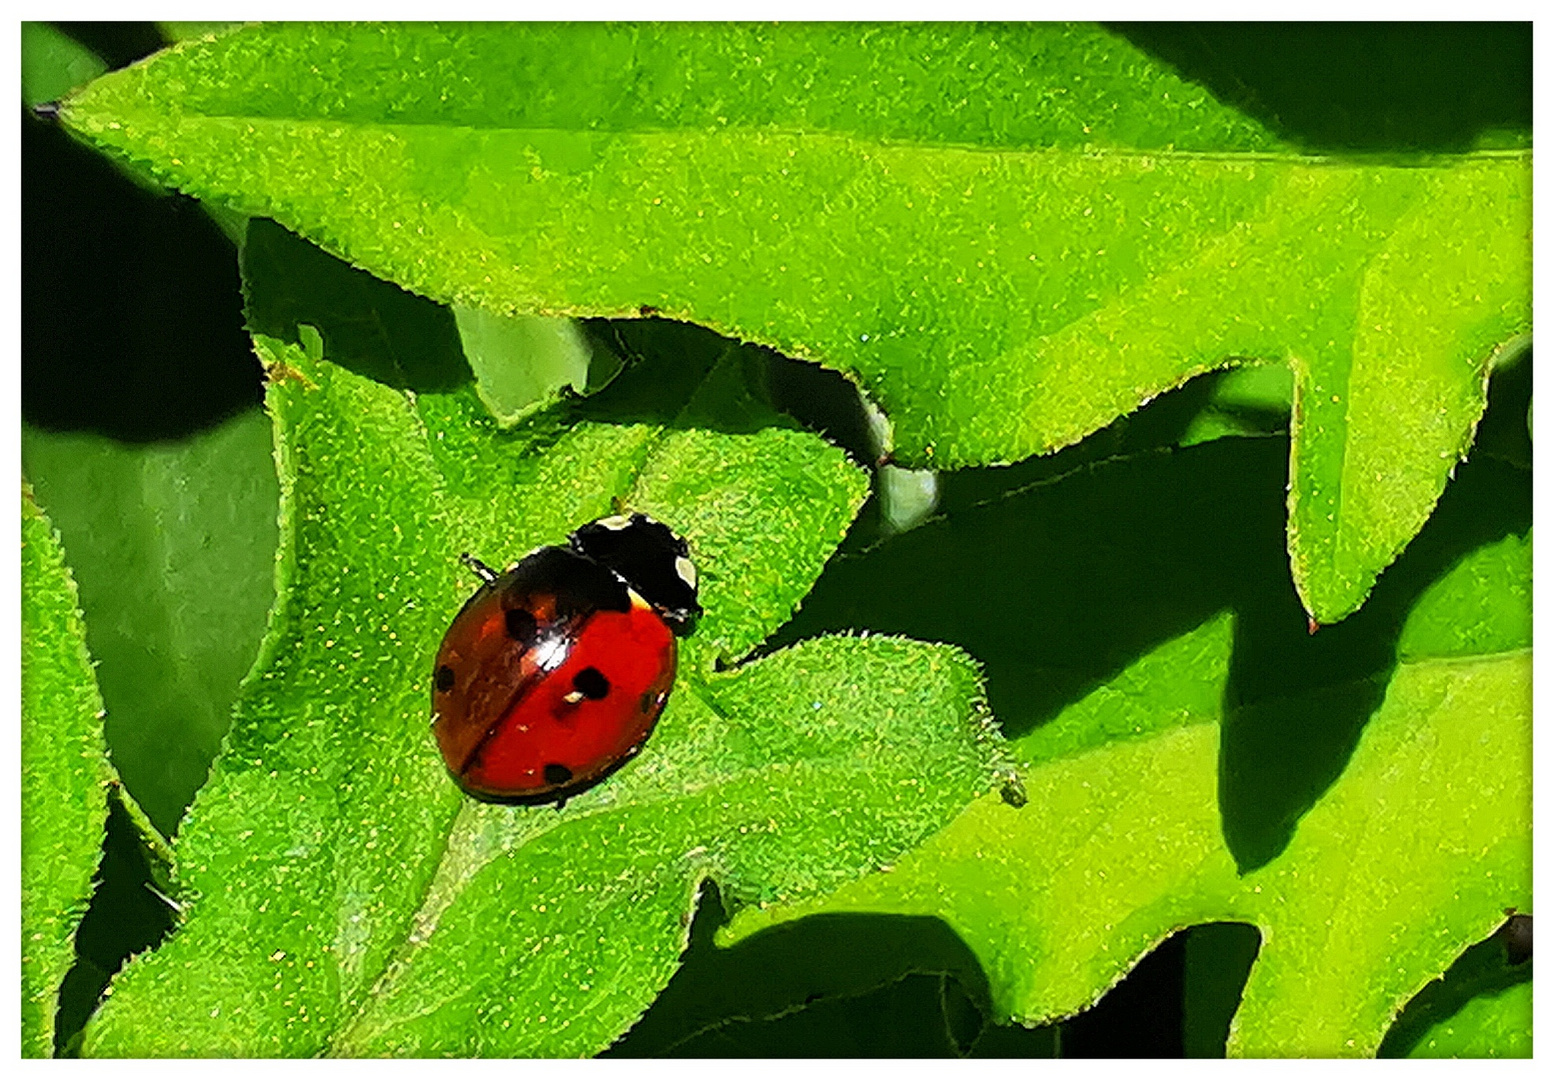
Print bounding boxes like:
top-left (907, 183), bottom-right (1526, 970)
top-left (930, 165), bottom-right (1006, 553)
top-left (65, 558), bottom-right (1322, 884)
top-left (1401, 645), bottom-right (1530, 666)
top-left (330, 736), bottom-right (919, 1051)
top-left (68, 98), bottom-right (1532, 169)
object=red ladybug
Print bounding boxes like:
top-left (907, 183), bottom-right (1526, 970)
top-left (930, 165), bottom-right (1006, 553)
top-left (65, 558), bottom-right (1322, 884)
top-left (430, 513), bottom-right (700, 804)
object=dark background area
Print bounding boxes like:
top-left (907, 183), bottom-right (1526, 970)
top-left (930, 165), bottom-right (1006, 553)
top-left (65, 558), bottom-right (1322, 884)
top-left (24, 22), bottom-right (1532, 1058)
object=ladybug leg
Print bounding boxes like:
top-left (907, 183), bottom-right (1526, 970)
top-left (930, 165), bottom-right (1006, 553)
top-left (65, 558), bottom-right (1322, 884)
top-left (459, 552), bottom-right (499, 585)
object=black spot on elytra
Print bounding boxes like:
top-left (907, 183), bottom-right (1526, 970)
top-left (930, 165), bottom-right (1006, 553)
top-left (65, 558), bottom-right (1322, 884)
top-left (574, 667), bottom-right (610, 700)
top-left (544, 763), bottom-right (574, 786)
top-left (505, 607), bottom-right (537, 644)
top-left (434, 665), bottom-right (455, 692)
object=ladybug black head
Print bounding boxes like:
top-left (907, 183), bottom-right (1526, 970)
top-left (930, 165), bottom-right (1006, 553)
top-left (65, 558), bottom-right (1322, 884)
top-left (568, 513), bottom-right (701, 634)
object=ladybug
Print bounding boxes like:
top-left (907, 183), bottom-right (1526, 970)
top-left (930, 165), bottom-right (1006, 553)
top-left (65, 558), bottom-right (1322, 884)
top-left (430, 513), bottom-right (700, 805)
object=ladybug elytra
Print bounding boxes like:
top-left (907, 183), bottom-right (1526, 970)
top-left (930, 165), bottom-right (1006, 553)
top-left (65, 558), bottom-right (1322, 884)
top-left (430, 513), bottom-right (699, 804)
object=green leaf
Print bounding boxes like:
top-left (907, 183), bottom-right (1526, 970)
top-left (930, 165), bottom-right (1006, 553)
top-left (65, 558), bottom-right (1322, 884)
top-left (1229, 604), bottom-right (1528, 1055)
top-left (608, 882), bottom-right (994, 1056)
top-left (158, 22), bottom-right (245, 45)
top-left (1178, 362), bottom-right (1293, 447)
top-left (241, 216), bottom-right (469, 393)
top-left (641, 973), bottom-right (969, 1057)
top-left (21, 485), bottom-right (113, 1057)
top-left (21, 411), bottom-right (281, 836)
top-left (1403, 982), bottom-right (1531, 1059)
top-left (80, 332), bottom-right (1003, 1057)
top-left (58, 23), bottom-right (1531, 624)
top-left (726, 448), bottom-right (1529, 1057)
top-left (51, 784), bottom-right (179, 1058)
top-left (1378, 915), bottom-right (1531, 1059)
top-left (453, 307), bottom-right (614, 426)
top-left (772, 398), bottom-right (1528, 858)
top-left (20, 22), bottom-right (107, 108)
top-left (1396, 530), bottom-right (1530, 660)
top-left (337, 634), bottom-right (997, 1057)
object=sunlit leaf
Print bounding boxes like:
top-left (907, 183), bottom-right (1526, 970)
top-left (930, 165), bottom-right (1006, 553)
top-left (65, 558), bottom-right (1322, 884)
top-left (58, 23), bottom-right (1531, 622)
top-left (20, 487), bottom-right (114, 1057)
top-left (728, 464), bottom-right (1529, 1058)
top-left (81, 329), bottom-right (1003, 1056)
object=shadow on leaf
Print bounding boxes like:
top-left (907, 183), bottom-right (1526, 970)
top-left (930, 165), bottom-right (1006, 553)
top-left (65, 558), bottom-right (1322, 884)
top-left (1110, 23), bottom-right (1530, 154)
top-left (770, 363), bottom-right (1529, 872)
top-left (52, 789), bottom-right (177, 1056)
top-left (608, 880), bottom-right (992, 1057)
top-left (1377, 913), bottom-right (1532, 1057)
top-left (242, 217), bottom-right (472, 392)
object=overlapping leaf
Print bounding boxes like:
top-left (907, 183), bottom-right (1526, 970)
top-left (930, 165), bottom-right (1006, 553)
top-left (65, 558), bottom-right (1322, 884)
top-left (58, 23), bottom-right (1531, 623)
top-left (728, 462), bottom-right (1530, 1057)
top-left (32, 23), bottom-right (1530, 1059)
top-left (22, 414), bottom-right (280, 835)
top-left (20, 487), bottom-right (114, 1056)
top-left (1402, 983), bottom-right (1531, 1059)
top-left (80, 314), bottom-right (1004, 1055)
top-left (1377, 914), bottom-right (1531, 1059)
top-left (20, 21), bottom-right (106, 108)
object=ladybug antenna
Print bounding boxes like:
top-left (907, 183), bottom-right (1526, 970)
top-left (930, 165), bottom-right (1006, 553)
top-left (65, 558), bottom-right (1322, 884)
top-left (459, 552), bottom-right (499, 585)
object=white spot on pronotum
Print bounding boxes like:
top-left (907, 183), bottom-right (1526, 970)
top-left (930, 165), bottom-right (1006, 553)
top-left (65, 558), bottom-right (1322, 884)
top-left (597, 515), bottom-right (633, 530)
top-left (674, 556), bottom-right (697, 589)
